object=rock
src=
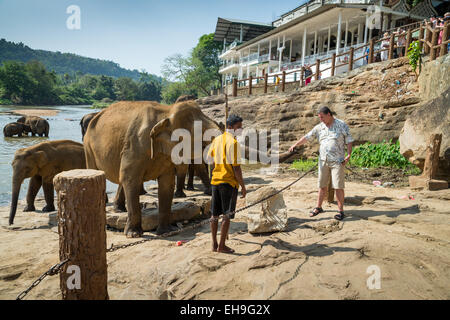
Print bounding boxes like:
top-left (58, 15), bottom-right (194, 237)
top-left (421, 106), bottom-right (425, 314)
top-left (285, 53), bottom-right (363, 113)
top-left (419, 54), bottom-right (450, 101)
top-left (399, 88), bottom-right (450, 181)
top-left (106, 201), bottom-right (205, 231)
top-left (245, 186), bottom-right (288, 234)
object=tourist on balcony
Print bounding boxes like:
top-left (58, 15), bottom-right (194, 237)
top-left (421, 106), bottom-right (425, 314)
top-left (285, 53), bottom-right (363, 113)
top-left (305, 65), bottom-right (312, 85)
top-left (381, 32), bottom-right (390, 61)
top-left (396, 28), bottom-right (406, 57)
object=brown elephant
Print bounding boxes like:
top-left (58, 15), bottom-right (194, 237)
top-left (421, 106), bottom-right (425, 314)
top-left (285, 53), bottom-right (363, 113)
top-left (17, 116), bottom-right (50, 137)
top-left (175, 164), bottom-right (211, 197)
top-left (9, 140), bottom-right (86, 225)
top-left (84, 100), bottom-right (222, 237)
top-left (3, 122), bottom-right (32, 137)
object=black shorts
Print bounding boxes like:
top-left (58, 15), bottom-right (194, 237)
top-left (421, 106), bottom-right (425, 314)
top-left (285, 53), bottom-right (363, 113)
top-left (211, 183), bottom-right (238, 219)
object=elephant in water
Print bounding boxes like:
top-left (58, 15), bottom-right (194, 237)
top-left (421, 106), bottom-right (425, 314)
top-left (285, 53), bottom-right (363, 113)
top-left (83, 100), bottom-right (223, 237)
top-left (17, 116), bottom-right (49, 137)
top-left (3, 122), bottom-right (32, 137)
top-left (9, 140), bottom-right (86, 225)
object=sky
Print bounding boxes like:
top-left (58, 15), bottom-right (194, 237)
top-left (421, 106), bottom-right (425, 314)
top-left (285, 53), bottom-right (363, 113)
top-left (0, 0), bottom-right (307, 76)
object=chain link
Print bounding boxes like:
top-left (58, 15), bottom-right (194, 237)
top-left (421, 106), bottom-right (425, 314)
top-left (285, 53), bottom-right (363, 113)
top-left (16, 259), bottom-right (69, 300)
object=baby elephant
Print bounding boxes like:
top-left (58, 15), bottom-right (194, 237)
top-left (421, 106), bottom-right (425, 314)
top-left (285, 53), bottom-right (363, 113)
top-left (17, 116), bottom-right (50, 137)
top-left (3, 122), bottom-right (32, 137)
top-left (9, 140), bottom-right (86, 225)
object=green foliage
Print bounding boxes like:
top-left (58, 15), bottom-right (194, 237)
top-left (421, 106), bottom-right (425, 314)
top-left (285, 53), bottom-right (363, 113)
top-left (161, 33), bottom-right (222, 102)
top-left (0, 60), bottom-right (162, 106)
top-left (161, 81), bottom-right (196, 105)
top-left (291, 158), bottom-right (318, 172)
top-left (349, 140), bottom-right (419, 171)
top-left (407, 40), bottom-right (421, 74)
top-left (0, 38), bottom-right (162, 82)
top-left (406, 0), bottom-right (424, 7)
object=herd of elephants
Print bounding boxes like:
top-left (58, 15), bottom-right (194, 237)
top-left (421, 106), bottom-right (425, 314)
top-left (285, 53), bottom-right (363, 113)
top-left (4, 98), bottom-right (294, 238)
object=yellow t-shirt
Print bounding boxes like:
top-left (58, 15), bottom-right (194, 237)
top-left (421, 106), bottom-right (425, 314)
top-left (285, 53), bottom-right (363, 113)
top-left (207, 132), bottom-right (241, 189)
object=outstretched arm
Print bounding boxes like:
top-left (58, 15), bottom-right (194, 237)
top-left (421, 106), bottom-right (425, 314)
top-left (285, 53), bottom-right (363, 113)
top-left (289, 136), bottom-right (308, 153)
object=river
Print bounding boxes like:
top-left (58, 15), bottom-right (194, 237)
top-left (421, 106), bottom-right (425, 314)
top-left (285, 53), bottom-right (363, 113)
top-left (0, 105), bottom-right (151, 207)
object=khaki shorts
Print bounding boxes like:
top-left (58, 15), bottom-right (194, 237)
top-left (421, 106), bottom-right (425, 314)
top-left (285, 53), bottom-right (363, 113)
top-left (318, 159), bottom-right (345, 189)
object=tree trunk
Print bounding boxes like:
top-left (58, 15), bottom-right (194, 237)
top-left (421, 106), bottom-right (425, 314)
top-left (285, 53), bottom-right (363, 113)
top-left (54, 169), bottom-right (108, 300)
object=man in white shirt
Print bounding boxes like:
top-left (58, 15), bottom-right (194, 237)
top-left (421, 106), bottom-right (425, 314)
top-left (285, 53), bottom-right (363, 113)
top-left (289, 106), bottom-right (354, 220)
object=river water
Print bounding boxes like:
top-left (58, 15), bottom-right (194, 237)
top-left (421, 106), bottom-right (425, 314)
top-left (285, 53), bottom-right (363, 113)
top-left (0, 105), bottom-right (144, 206)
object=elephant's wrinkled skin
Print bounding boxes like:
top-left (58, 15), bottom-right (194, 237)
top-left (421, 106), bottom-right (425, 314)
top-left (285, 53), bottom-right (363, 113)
top-left (83, 101), bottom-right (221, 237)
top-left (9, 140), bottom-right (86, 225)
top-left (3, 122), bottom-right (32, 137)
top-left (17, 116), bottom-right (50, 137)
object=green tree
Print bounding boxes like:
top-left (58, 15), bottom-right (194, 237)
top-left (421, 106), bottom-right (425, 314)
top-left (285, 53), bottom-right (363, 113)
top-left (161, 81), bottom-right (195, 104)
top-left (114, 77), bottom-right (139, 101)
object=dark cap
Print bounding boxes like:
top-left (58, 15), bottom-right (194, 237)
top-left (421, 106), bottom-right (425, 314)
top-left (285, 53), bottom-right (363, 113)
top-left (226, 114), bottom-right (243, 127)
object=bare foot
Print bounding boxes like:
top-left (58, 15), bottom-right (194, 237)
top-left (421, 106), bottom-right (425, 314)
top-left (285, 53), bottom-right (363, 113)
top-left (217, 245), bottom-right (235, 254)
top-left (212, 243), bottom-right (218, 252)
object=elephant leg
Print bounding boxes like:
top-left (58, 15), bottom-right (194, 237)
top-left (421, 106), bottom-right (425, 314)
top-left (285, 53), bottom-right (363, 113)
top-left (139, 184), bottom-right (147, 195)
top-left (114, 184), bottom-right (127, 212)
top-left (156, 171), bottom-right (176, 235)
top-left (197, 164), bottom-right (212, 195)
top-left (174, 165), bottom-right (187, 198)
top-left (186, 164), bottom-right (195, 191)
top-left (42, 182), bottom-right (55, 212)
top-left (122, 179), bottom-right (143, 238)
top-left (24, 175), bottom-right (42, 212)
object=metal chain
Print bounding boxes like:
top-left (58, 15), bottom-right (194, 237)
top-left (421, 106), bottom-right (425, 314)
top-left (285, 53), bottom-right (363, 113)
top-left (106, 167), bottom-right (316, 252)
top-left (16, 259), bottom-right (69, 300)
top-left (15, 168), bottom-right (317, 299)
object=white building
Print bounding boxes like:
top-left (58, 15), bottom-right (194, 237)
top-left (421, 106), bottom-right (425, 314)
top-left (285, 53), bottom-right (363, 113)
top-left (214, 0), bottom-right (438, 89)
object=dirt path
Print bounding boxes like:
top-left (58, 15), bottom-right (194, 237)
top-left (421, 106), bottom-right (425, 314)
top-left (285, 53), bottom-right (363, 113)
top-left (0, 165), bottom-right (449, 300)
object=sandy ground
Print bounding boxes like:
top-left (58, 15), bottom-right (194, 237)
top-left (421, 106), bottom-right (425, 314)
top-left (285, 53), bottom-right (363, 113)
top-left (0, 165), bottom-right (449, 300)
top-left (11, 109), bottom-right (60, 117)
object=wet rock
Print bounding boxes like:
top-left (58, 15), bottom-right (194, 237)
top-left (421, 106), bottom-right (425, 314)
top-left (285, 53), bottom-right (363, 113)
top-left (245, 186), bottom-right (288, 234)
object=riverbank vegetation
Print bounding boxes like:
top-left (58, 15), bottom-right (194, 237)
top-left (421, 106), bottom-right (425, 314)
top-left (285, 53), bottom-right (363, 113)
top-left (0, 60), bottom-right (162, 106)
top-left (291, 140), bottom-right (420, 175)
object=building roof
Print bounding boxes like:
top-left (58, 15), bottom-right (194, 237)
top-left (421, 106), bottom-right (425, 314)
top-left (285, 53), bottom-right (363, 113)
top-left (213, 17), bottom-right (274, 43)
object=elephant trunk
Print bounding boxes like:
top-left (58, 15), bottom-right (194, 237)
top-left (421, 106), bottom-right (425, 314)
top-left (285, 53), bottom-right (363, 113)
top-left (9, 176), bottom-right (23, 225)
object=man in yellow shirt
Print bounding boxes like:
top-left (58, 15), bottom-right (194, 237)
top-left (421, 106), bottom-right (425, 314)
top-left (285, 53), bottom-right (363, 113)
top-left (207, 114), bottom-right (246, 254)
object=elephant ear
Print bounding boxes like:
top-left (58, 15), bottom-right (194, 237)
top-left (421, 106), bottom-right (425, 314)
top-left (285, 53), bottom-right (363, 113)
top-left (32, 151), bottom-right (48, 168)
top-left (150, 118), bottom-right (172, 159)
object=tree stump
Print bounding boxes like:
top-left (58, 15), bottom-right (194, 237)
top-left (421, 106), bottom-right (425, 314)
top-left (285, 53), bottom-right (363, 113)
top-left (409, 134), bottom-right (448, 191)
top-left (53, 169), bottom-right (108, 300)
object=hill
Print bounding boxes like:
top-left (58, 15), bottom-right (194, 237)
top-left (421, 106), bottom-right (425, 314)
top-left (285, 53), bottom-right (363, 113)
top-left (0, 38), bottom-right (161, 82)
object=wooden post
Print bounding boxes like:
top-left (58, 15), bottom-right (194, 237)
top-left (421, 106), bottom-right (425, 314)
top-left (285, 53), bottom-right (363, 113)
top-left (331, 53), bottom-right (336, 76)
top-left (405, 29), bottom-right (412, 55)
top-left (419, 24), bottom-right (425, 51)
top-left (388, 34), bottom-right (395, 60)
top-left (430, 29), bottom-right (439, 61)
top-left (440, 22), bottom-right (449, 57)
top-left (232, 78), bottom-right (237, 97)
top-left (225, 94), bottom-right (228, 125)
top-left (54, 169), bottom-right (108, 300)
top-left (300, 67), bottom-right (304, 87)
top-left (248, 76), bottom-right (253, 95)
top-left (281, 71), bottom-right (286, 92)
top-left (264, 73), bottom-right (268, 94)
top-left (424, 23), bottom-right (432, 54)
top-left (368, 39), bottom-right (374, 64)
top-left (348, 47), bottom-right (354, 71)
top-left (409, 134), bottom-right (448, 191)
top-left (315, 59), bottom-right (320, 81)
top-left (327, 176), bottom-right (334, 203)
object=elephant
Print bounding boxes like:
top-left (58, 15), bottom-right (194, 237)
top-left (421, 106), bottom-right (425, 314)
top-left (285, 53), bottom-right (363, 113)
top-left (8, 140), bottom-right (86, 225)
top-left (175, 163), bottom-right (211, 197)
top-left (17, 116), bottom-right (50, 137)
top-left (80, 112), bottom-right (99, 140)
top-left (3, 122), bottom-right (32, 137)
top-left (83, 100), bottom-right (223, 237)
